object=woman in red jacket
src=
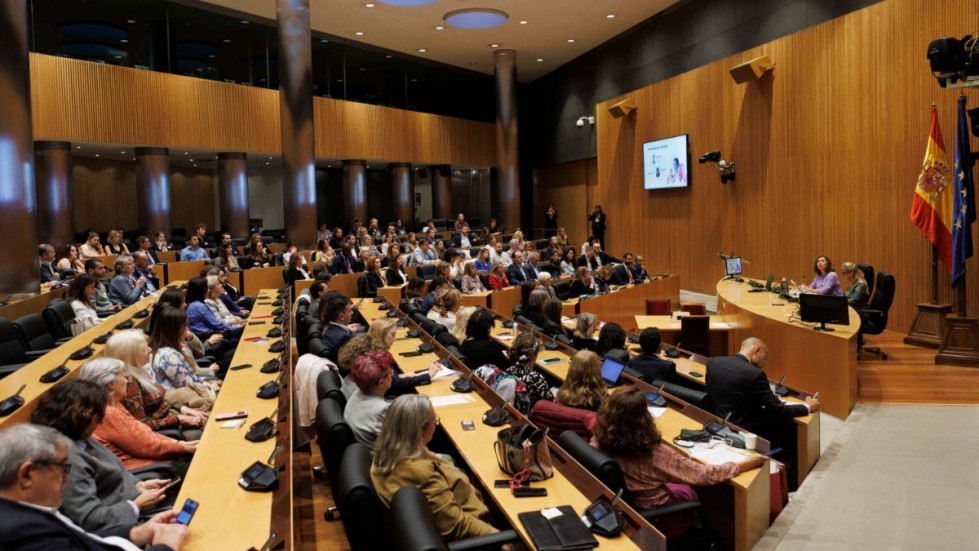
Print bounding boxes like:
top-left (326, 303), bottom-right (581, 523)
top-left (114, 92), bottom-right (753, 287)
top-left (488, 262), bottom-right (510, 290)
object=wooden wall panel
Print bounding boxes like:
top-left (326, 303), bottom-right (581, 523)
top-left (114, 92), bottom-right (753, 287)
top-left (536, 0), bottom-right (979, 335)
top-left (72, 157), bottom-right (139, 233)
top-left (170, 167), bottom-right (217, 233)
top-left (30, 54), bottom-right (495, 167)
top-left (533, 159), bottom-right (597, 246)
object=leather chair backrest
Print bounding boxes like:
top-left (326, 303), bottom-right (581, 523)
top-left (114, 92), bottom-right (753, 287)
top-left (554, 333), bottom-right (573, 346)
top-left (399, 299), bottom-right (410, 314)
top-left (680, 303), bottom-right (707, 316)
top-left (452, 277), bottom-right (463, 291)
top-left (43, 298), bottom-right (76, 341)
top-left (411, 312), bottom-right (429, 325)
top-left (419, 318), bottom-right (446, 337)
top-left (316, 398), bottom-right (354, 495)
top-left (478, 273), bottom-right (490, 289)
top-left (857, 263), bottom-right (876, 298)
top-left (515, 315), bottom-right (540, 331)
top-left (653, 380), bottom-right (711, 410)
top-left (316, 370), bottom-right (345, 407)
top-left (0, 318), bottom-right (29, 365)
top-left (552, 280), bottom-right (571, 301)
top-left (419, 265), bottom-right (436, 281)
top-left (308, 337), bottom-right (331, 360)
top-left (357, 274), bottom-right (369, 297)
top-left (557, 431), bottom-right (628, 496)
top-left (337, 443), bottom-right (392, 550)
top-left (391, 485), bottom-right (449, 551)
top-left (862, 271), bottom-right (895, 335)
top-left (680, 315), bottom-right (710, 355)
top-left (645, 299), bottom-right (671, 315)
top-left (12, 313), bottom-right (56, 352)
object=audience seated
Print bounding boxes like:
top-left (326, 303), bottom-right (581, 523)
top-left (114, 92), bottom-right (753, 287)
top-left (358, 257), bottom-right (385, 297)
top-left (596, 322), bottom-right (629, 363)
top-left (427, 288), bottom-right (462, 332)
top-left (86, 259), bottom-right (122, 316)
top-left (343, 350), bottom-right (396, 450)
top-left (571, 313), bottom-right (599, 352)
top-left (148, 306), bottom-right (220, 394)
top-left (38, 244), bottom-right (59, 284)
top-left (77, 359), bottom-right (196, 476)
top-left (523, 289), bottom-right (549, 328)
top-left (371, 394), bottom-right (501, 541)
top-left (473, 248), bottom-right (493, 272)
top-left (592, 389), bottom-right (763, 539)
top-left (0, 423), bottom-right (189, 551)
top-left (332, 243), bottom-right (360, 274)
top-left (461, 261), bottom-right (486, 294)
top-left (569, 266), bottom-right (596, 297)
top-left (487, 263), bottom-right (509, 290)
top-left (628, 328), bottom-right (680, 384)
top-left (178, 235), bottom-right (208, 262)
top-left (419, 277), bottom-right (449, 316)
top-left (204, 275), bottom-right (245, 327)
top-left (320, 294), bottom-right (359, 363)
top-left (57, 244), bottom-right (87, 277)
top-left (66, 274), bottom-right (103, 330)
top-left (79, 232), bottom-right (105, 259)
top-left (505, 333), bottom-right (554, 408)
top-left (459, 309), bottom-right (510, 369)
top-left (409, 239), bottom-right (439, 266)
top-left (184, 278), bottom-right (243, 343)
top-left (489, 242), bottom-right (511, 267)
top-left (366, 318), bottom-right (438, 395)
top-left (152, 231), bottom-right (171, 253)
top-left (104, 230), bottom-right (130, 255)
top-left (505, 251), bottom-right (533, 285)
top-left (155, 288), bottom-right (232, 375)
top-left (540, 298), bottom-right (567, 338)
top-left (611, 253), bottom-right (638, 285)
top-left (108, 257), bottom-right (149, 306)
top-left (132, 251), bottom-right (159, 291)
top-left (556, 350), bottom-right (606, 411)
top-left (30, 380), bottom-right (177, 532)
top-left (214, 243), bottom-right (240, 271)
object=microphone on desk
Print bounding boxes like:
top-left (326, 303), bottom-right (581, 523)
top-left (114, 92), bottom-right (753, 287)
top-left (664, 342), bottom-right (682, 358)
top-left (245, 405), bottom-right (280, 442)
top-left (0, 384), bottom-right (27, 417)
top-left (773, 375), bottom-right (789, 396)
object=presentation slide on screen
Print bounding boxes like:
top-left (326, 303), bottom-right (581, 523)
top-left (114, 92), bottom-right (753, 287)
top-left (643, 135), bottom-right (688, 190)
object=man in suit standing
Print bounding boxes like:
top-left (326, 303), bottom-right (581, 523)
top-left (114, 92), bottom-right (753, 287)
top-left (706, 337), bottom-right (820, 485)
top-left (0, 423), bottom-right (188, 551)
top-left (627, 328), bottom-right (679, 383)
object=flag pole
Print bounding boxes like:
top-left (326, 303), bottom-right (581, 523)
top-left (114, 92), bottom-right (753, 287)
top-left (930, 245), bottom-right (939, 304)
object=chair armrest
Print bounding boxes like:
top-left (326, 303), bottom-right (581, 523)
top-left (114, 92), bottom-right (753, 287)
top-left (55, 337), bottom-right (73, 346)
top-left (639, 500), bottom-right (703, 523)
top-left (129, 463), bottom-right (176, 480)
top-left (448, 530), bottom-right (521, 551)
top-left (195, 356), bottom-right (216, 367)
top-left (24, 350), bottom-right (51, 360)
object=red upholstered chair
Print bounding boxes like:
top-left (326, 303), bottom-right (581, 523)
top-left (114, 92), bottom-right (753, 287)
top-left (528, 400), bottom-right (597, 439)
top-left (645, 298), bottom-right (671, 315)
top-left (680, 315), bottom-right (711, 357)
top-left (680, 303), bottom-right (707, 316)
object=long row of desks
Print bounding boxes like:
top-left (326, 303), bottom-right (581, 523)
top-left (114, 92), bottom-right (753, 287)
top-left (486, 320), bottom-right (771, 551)
top-left (175, 289), bottom-right (294, 551)
top-left (356, 301), bottom-right (664, 551)
top-left (0, 283), bottom-right (186, 427)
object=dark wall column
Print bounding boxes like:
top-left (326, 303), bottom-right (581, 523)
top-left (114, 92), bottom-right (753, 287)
top-left (391, 163), bottom-right (413, 226)
top-left (135, 147), bottom-right (172, 237)
top-left (494, 49), bottom-right (520, 232)
top-left (217, 152), bottom-right (249, 238)
top-left (0, 0), bottom-right (39, 295)
top-left (35, 141), bottom-right (73, 247)
top-left (277, 0), bottom-right (317, 248)
top-left (343, 160), bottom-right (367, 227)
top-left (432, 165), bottom-right (452, 220)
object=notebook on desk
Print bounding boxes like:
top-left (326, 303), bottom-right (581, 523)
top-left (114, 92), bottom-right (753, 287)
top-left (518, 506), bottom-right (598, 551)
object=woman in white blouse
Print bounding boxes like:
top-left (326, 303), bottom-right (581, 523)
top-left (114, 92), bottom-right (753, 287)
top-left (79, 232), bottom-right (105, 259)
top-left (66, 274), bottom-right (102, 327)
top-left (204, 275), bottom-right (245, 326)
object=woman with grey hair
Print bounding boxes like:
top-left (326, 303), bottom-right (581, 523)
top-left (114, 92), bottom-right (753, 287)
top-left (371, 394), bottom-right (501, 542)
top-left (204, 275), bottom-right (245, 326)
top-left (79, 358), bottom-right (197, 475)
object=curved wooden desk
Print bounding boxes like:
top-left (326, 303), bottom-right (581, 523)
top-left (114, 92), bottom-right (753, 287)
top-left (715, 279), bottom-right (858, 419)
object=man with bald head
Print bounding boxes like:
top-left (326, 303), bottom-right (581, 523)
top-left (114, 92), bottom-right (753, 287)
top-left (706, 337), bottom-right (820, 486)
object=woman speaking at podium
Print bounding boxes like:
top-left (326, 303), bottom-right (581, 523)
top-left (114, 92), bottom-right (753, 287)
top-left (799, 255), bottom-right (843, 296)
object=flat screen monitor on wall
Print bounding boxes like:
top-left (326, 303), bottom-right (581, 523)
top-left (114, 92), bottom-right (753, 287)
top-left (642, 134), bottom-right (689, 190)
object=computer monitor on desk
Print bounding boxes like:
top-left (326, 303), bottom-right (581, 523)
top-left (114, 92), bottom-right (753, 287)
top-left (800, 294), bottom-right (849, 331)
top-left (724, 257), bottom-right (742, 281)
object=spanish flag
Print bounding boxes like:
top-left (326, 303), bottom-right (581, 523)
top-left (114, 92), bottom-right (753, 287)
top-left (911, 106), bottom-right (954, 272)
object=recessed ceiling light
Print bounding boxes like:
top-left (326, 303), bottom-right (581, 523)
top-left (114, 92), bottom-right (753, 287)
top-left (120, 39), bottom-right (129, 43)
top-left (126, 19), bottom-right (136, 24)
top-left (208, 54), bottom-right (216, 58)
top-left (520, 20), bottom-right (528, 25)
top-left (184, 152), bottom-right (188, 155)
top-left (240, 19), bottom-right (250, 24)
top-left (337, 79), bottom-right (343, 82)
top-left (359, 67), bottom-right (366, 71)
top-left (320, 39), bottom-right (329, 43)
top-left (75, 145), bottom-right (81, 149)
top-left (355, 31), bottom-right (364, 36)
top-left (536, 58), bottom-right (543, 62)
top-left (410, 78), bottom-right (418, 82)
top-left (567, 39), bottom-right (575, 43)
top-left (365, 2), bottom-right (375, 6)
top-left (266, 162), bottom-right (270, 165)
top-left (385, 55), bottom-right (392, 59)
top-left (444, 8), bottom-right (508, 29)
top-left (490, 43), bottom-right (499, 48)
top-left (114, 55), bottom-right (122, 59)
top-left (190, 159), bottom-right (194, 162)
top-left (120, 151), bottom-right (125, 154)
top-left (606, 14), bottom-right (616, 19)
top-left (435, 26), bottom-right (444, 30)
top-left (418, 48), bottom-right (427, 52)
top-left (223, 39), bottom-right (231, 43)
top-left (95, 154), bottom-right (100, 157)
top-left (193, 164), bottom-right (197, 167)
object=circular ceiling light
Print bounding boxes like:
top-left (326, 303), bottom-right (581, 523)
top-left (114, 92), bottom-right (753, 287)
top-left (444, 8), bottom-right (508, 29)
top-left (376, 0), bottom-right (436, 5)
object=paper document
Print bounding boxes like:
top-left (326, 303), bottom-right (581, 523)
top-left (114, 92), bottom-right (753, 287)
top-left (647, 406), bottom-right (667, 418)
top-left (687, 444), bottom-right (751, 466)
top-left (430, 365), bottom-right (458, 381)
top-left (429, 394), bottom-right (476, 407)
top-left (711, 322), bottom-right (735, 328)
top-left (497, 335), bottom-right (514, 341)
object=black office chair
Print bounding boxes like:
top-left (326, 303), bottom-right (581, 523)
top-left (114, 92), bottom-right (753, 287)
top-left (390, 485), bottom-right (520, 551)
top-left (42, 298), bottom-right (76, 341)
top-left (308, 337), bottom-right (331, 359)
top-left (552, 280), bottom-right (571, 300)
top-left (316, 370), bottom-right (346, 409)
top-left (856, 263), bottom-right (876, 298)
top-left (419, 318), bottom-right (446, 337)
top-left (858, 270), bottom-right (895, 359)
top-left (652, 380), bottom-right (711, 411)
top-left (316, 397), bottom-right (355, 520)
top-left (419, 264), bottom-right (437, 280)
top-left (557, 431), bottom-right (712, 547)
top-left (411, 312), bottom-right (429, 326)
top-left (0, 318), bottom-right (36, 378)
top-left (336, 443), bottom-right (393, 548)
top-left (478, 273), bottom-right (490, 290)
top-left (679, 316), bottom-right (710, 357)
top-left (515, 315), bottom-right (541, 331)
top-left (12, 314), bottom-right (58, 353)
top-left (399, 299), bottom-right (411, 314)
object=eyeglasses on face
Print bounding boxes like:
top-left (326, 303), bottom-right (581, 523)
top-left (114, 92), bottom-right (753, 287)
top-left (35, 460), bottom-right (72, 477)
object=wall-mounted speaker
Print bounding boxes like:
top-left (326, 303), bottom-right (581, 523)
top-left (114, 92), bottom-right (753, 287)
top-left (729, 55), bottom-right (774, 84)
top-left (608, 98), bottom-right (636, 118)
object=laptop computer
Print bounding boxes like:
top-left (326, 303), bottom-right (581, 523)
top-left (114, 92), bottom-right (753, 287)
top-left (600, 358), bottom-right (626, 387)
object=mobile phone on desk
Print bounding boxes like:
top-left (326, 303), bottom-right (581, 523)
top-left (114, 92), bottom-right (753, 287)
top-left (215, 411), bottom-right (248, 421)
top-left (399, 351), bottom-right (423, 357)
top-left (230, 364), bottom-right (253, 371)
top-left (175, 498), bottom-right (198, 525)
top-left (513, 487), bottom-right (547, 497)
top-left (539, 357), bottom-right (563, 365)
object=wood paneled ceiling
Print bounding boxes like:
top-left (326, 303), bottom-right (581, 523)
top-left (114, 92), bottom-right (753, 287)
top-left (197, 0), bottom-right (680, 82)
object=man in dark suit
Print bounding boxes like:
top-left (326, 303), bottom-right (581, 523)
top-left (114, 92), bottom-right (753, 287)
top-left (577, 246), bottom-right (600, 271)
top-left (39, 244), bottom-right (59, 283)
top-left (633, 255), bottom-right (650, 282)
top-left (320, 295), bottom-right (361, 363)
top-left (627, 328), bottom-right (680, 384)
top-left (611, 253), bottom-right (638, 285)
top-left (132, 251), bottom-right (160, 293)
top-left (0, 423), bottom-right (188, 551)
top-left (134, 236), bottom-right (160, 265)
top-left (506, 251), bottom-right (533, 285)
top-left (454, 225), bottom-right (473, 249)
top-left (332, 243), bottom-right (361, 274)
top-left (706, 337), bottom-right (820, 485)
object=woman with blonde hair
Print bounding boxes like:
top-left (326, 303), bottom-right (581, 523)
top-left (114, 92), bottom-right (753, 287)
top-left (104, 330), bottom-right (209, 431)
top-left (428, 288), bottom-right (462, 331)
top-left (572, 313), bottom-right (599, 352)
top-left (840, 262), bottom-right (870, 309)
top-left (556, 350), bottom-right (606, 411)
top-left (105, 229), bottom-right (130, 255)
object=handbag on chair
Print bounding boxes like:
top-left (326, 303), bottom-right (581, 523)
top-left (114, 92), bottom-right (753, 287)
top-left (494, 424), bottom-right (553, 482)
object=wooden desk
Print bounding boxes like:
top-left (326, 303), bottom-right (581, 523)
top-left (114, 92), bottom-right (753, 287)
top-left (488, 286), bottom-right (520, 319)
top-left (156, 251), bottom-right (179, 264)
top-left (378, 286), bottom-right (404, 306)
top-left (0, 285), bottom-right (68, 321)
top-left (176, 290), bottom-right (293, 551)
top-left (329, 273), bottom-right (359, 299)
top-left (634, 314), bottom-right (735, 357)
top-left (460, 290), bottom-right (492, 308)
top-left (359, 303), bottom-right (660, 551)
top-left (166, 260), bottom-right (208, 283)
top-left (0, 288), bottom-right (174, 428)
top-left (242, 266), bottom-right (287, 296)
top-left (715, 279), bottom-right (858, 419)
top-left (487, 322), bottom-right (770, 551)
top-left (577, 276), bottom-right (680, 331)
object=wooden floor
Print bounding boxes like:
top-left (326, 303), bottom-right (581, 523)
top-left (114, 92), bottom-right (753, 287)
top-left (858, 330), bottom-right (979, 404)
top-left (295, 441), bottom-right (351, 551)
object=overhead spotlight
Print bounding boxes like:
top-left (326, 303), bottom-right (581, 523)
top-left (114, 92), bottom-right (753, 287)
top-left (575, 116), bottom-right (595, 128)
top-left (698, 151), bottom-right (721, 164)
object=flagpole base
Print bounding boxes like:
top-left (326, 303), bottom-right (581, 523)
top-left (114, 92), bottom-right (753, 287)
top-left (935, 315), bottom-right (979, 367)
top-left (904, 302), bottom-right (952, 348)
